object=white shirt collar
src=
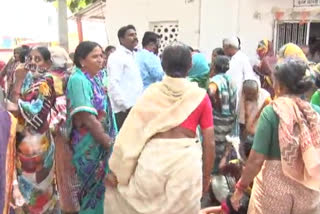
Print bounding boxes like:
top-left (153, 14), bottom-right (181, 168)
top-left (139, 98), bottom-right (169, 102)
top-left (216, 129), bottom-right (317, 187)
top-left (232, 50), bottom-right (241, 58)
top-left (119, 45), bottom-right (135, 55)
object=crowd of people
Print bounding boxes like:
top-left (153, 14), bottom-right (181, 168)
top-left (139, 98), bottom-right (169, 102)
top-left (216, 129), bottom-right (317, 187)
top-left (0, 23), bottom-right (320, 214)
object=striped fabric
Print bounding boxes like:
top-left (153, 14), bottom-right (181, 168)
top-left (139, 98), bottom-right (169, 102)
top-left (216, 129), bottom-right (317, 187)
top-left (214, 114), bottom-right (236, 142)
top-left (210, 73), bottom-right (237, 143)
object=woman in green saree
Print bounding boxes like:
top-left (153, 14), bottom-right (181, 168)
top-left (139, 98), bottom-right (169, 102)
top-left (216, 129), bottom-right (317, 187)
top-left (66, 41), bottom-right (116, 214)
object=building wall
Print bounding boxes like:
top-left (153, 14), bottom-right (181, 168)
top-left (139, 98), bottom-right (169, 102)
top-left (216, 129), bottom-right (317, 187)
top-left (104, 0), bottom-right (320, 60)
top-left (200, 0), bottom-right (293, 59)
top-left (200, 0), bottom-right (320, 59)
top-left (104, 0), bottom-right (201, 49)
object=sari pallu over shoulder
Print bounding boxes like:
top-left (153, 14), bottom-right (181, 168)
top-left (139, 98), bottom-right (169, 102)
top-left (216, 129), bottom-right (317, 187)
top-left (109, 75), bottom-right (206, 185)
top-left (67, 68), bottom-right (116, 214)
top-left (273, 97), bottom-right (320, 191)
top-left (14, 71), bottom-right (59, 213)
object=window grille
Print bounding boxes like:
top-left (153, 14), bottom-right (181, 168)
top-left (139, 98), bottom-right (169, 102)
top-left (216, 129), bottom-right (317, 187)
top-left (276, 22), bottom-right (308, 50)
top-left (150, 21), bottom-right (179, 54)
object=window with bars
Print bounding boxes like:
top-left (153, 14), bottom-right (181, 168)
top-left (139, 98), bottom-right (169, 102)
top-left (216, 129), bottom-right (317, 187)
top-left (275, 22), bottom-right (308, 50)
top-left (294, 0), bottom-right (320, 7)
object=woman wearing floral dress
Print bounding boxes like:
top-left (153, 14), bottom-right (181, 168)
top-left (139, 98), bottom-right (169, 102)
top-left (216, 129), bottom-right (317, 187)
top-left (6, 46), bottom-right (60, 213)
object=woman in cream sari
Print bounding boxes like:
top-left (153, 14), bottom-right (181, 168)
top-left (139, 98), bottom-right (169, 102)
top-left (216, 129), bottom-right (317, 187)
top-left (104, 43), bottom-right (215, 214)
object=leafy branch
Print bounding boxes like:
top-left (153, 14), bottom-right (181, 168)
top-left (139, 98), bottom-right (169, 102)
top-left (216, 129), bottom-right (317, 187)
top-left (46, 0), bottom-right (104, 13)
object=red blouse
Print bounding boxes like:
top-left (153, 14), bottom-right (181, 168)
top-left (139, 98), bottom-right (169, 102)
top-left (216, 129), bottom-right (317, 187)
top-left (180, 94), bottom-right (213, 132)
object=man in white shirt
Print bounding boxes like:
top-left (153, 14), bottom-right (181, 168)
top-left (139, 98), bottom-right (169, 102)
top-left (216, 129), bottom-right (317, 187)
top-left (107, 25), bottom-right (143, 129)
top-left (223, 36), bottom-right (260, 91)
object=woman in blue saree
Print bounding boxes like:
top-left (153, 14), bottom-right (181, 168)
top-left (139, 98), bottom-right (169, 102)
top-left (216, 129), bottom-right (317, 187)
top-left (66, 41), bottom-right (116, 214)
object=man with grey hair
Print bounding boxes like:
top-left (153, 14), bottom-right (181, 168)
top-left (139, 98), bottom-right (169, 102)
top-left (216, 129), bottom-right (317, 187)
top-left (223, 36), bottom-right (259, 91)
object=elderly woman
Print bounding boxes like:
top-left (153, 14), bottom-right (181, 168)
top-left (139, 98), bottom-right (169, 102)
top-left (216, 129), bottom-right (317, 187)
top-left (6, 46), bottom-right (60, 213)
top-left (105, 43), bottom-right (215, 214)
top-left (66, 41), bottom-right (115, 214)
top-left (231, 58), bottom-right (320, 214)
top-left (209, 48), bottom-right (225, 78)
top-left (278, 43), bottom-right (320, 101)
top-left (253, 39), bottom-right (277, 98)
top-left (208, 55), bottom-right (237, 174)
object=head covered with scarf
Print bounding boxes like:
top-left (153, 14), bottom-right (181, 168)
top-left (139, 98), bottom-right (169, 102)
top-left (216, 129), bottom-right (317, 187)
top-left (257, 39), bottom-right (274, 59)
top-left (278, 43), bottom-right (308, 62)
top-left (278, 43), bottom-right (320, 94)
top-left (188, 52), bottom-right (210, 88)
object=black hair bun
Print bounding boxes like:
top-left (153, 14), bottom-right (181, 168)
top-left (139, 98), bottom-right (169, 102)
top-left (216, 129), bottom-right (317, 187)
top-left (295, 74), bottom-right (313, 94)
top-left (275, 58), bottom-right (312, 95)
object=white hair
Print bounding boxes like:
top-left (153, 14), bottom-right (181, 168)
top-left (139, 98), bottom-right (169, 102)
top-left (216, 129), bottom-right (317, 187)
top-left (49, 46), bottom-right (73, 70)
top-left (223, 36), bottom-right (240, 49)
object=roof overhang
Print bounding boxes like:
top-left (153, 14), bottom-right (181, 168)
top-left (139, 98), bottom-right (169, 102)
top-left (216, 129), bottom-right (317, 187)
top-left (70, 0), bottom-right (106, 21)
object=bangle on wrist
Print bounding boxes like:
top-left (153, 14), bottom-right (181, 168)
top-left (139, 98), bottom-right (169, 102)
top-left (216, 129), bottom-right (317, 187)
top-left (235, 181), bottom-right (247, 191)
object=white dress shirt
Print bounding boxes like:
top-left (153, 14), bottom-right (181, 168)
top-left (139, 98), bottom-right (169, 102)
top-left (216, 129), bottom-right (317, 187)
top-left (107, 45), bottom-right (143, 113)
top-left (226, 50), bottom-right (260, 90)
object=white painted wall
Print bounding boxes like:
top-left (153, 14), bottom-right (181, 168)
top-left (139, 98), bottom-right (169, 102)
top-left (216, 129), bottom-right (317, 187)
top-left (104, 0), bottom-right (320, 61)
top-left (200, 0), bottom-right (293, 60)
top-left (104, 0), bottom-right (201, 49)
top-left (200, 0), bottom-right (320, 60)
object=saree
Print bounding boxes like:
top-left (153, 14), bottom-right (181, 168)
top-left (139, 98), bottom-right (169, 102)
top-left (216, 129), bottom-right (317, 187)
top-left (278, 43), bottom-right (320, 100)
top-left (248, 160), bottom-right (320, 214)
top-left (0, 110), bottom-right (17, 214)
top-left (67, 68), bottom-right (116, 214)
top-left (210, 73), bottom-right (237, 174)
top-left (210, 73), bottom-right (237, 142)
top-left (49, 69), bottom-right (80, 213)
top-left (272, 97), bottom-right (320, 190)
top-left (106, 138), bottom-right (202, 214)
top-left (255, 40), bottom-right (276, 98)
top-left (15, 72), bottom-right (59, 213)
top-left (278, 43), bottom-right (308, 62)
top-left (105, 75), bottom-right (206, 214)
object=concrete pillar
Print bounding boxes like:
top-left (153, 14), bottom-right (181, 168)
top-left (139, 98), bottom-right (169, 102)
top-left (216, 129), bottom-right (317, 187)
top-left (58, 0), bottom-right (69, 51)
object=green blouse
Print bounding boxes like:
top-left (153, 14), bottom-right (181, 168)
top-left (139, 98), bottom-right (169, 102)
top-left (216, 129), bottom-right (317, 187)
top-left (252, 104), bottom-right (320, 158)
top-left (311, 90), bottom-right (320, 107)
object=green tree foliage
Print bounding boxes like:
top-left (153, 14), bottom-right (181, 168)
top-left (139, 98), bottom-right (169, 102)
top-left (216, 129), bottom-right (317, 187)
top-left (69, 0), bottom-right (96, 13)
top-left (46, 0), bottom-right (104, 13)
